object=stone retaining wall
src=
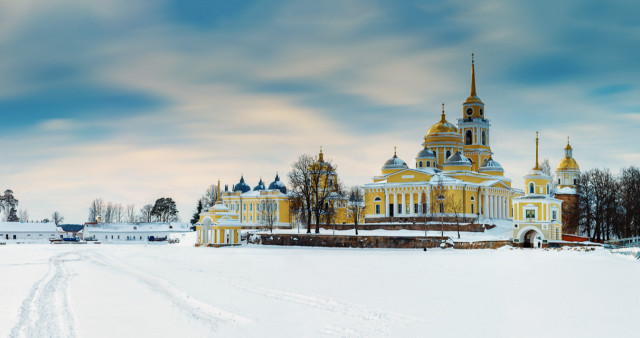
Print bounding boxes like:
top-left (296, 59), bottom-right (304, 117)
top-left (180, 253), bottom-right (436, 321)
top-left (312, 223), bottom-right (487, 232)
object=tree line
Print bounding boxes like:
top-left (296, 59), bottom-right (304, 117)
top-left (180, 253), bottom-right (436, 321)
top-left (570, 166), bottom-right (640, 241)
top-left (88, 197), bottom-right (179, 223)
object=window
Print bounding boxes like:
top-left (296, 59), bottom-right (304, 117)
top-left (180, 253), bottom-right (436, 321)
top-left (471, 204), bottom-right (474, 214)
top-left (446, 150), bottom-right (451, 159)
top-left (250, 204), bottom-right (253, 211)
top-left (552, 210), bottom-right (558, 220)
top-left (482, 131), bottom-right (486, 145)
top-left (465, 130), bottom-right (472, 145)
top-left (375, 205), bottom-right (380, 214)
top-left (558, 178), bottom-right (561, 184)
top-left (414, 203), bottom-right (418, 214)
top-left (439, 203), bottom-right (444, 213)
top-left (374, 197), bottom-right (381, 202)
top-left (398, 204), bottom-right (402, 214)
top-left (426, 161), bottom-right (431, 167)
top-left (466, 108), bottom-right (473, 116)
top-left (111, 235), bottom-right (113, 239)
top-left (105, 235), bottom-right (108, 239)
top-left (479, 108), bottom-right (484, 116)
top-left (418, 161), bottom-right (423, 168)
top-left (546, 184), bottom-right (550, 194)
top-left (526, 210), bottom-right (536, 219)
top-left (118, 235), bottom-right (120, 239)
top-left (529, 183), bottom-right (534, 194)
top-left (574, 179), bottom-right (577, 185)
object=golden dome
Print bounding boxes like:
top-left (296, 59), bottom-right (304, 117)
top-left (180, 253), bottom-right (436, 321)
top-left (557, 157), bottom-right (579, 170)
top-left (427, 105), bottom-right (458, 135)
top-left (564, 143), bottom-right (572, 151)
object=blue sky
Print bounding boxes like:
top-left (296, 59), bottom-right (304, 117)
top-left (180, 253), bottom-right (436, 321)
top-left (0, 0), bottom-right (638, 222)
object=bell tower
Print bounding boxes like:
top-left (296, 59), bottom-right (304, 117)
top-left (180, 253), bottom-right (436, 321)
top-left (458, 54), bottom-right (493, 172)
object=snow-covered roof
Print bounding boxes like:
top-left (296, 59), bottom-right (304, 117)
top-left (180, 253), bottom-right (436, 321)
top-left (556, 187), bottom-right (577, 195)
top-left (0, 222), bottom-right (58, 232)
top-left (83, 222), bottom-right (189, 233)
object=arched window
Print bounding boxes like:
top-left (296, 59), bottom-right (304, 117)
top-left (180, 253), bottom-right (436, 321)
top-left (471, 196), bottom-right (475, 201)
top-left (558, 178), bottom-right (561, 184)
top-left (374, 197), bottom-right (382, 202)
top-left (446, 150), bottom-right (451, 159)
top-left (465, 130), bottom-right (473, 145)
top-left (418, 161), bottom-right (423, 168)
top-left (466, 108), bottom-right (473, 116)
top-left (573, 179), bottom-right (577, 185)
top-left (529, 183), bottom-right (534, 194)
top-left (482, 131), bottom-right (486, 145)
top-left (426, 161), bottom-right (431, 167)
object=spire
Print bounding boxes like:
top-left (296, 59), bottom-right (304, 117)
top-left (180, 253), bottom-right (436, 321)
top-left (534, 131), bottom-right (540, 170)
top-left (394, 146), bottom-right (397, 157)
top-left (470, 53), bottom-right (477, 97)
top-left (440, 103), bottom-right (446, 122)
top-left (216, 178), bottom-right (222, 204)
top-left (319, 146), bottom-right (324, 162)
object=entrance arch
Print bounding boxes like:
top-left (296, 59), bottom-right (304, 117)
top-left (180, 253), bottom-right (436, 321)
top-left (517, 226), bottom-right (545, 248)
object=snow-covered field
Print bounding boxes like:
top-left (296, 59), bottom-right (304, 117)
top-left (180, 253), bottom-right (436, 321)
top-left (1, 236), bottom-right (638, 338)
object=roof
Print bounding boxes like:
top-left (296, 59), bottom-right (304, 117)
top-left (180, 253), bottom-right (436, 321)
top-left (382, 154), bottom-right (408, 170)
top-left (0, 222), bottom-right (58, 232)
top-left (83, 222), bottom-right (189, 233)
top-left (415, 147), bottom-right (436, 159)
top-left (60, 224), bottom-right (84, 232)
top-left (557, 157), bottom-right (579, 171)
top-left (556, 187), bottom-right (577, 195)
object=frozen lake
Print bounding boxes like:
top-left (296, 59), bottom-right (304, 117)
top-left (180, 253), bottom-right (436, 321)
top-left (1, 239), bottom-right (638, 337)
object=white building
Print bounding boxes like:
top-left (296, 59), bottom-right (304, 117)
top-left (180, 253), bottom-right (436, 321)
top-left (0, 222), bottom-right (59, 242)
top-left (82, 222), bottom-right (190, 243)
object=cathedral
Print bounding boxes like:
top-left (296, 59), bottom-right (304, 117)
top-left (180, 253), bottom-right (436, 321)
top-left (364, 57), bottom-right (521, 223)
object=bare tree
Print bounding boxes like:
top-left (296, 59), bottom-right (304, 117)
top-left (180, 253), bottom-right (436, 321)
top-left (139, 204), bottom-right (153, 223)
top-left (348, 186), bottom-right (365, 235)
top-left (201, 184), bottom-right (219, 208)
top-left (430, 175), bottom-right (449, 237)
top-left (309, 157), bottom-right (337, 233)
top-left (18, 209), bottom-right (29, 222)
top-left (88, 198), bottom-right (104, 222)
top-left (126, 204), bottom-right (136, 223)
top-left (259, 196), bottom-right (277, 233)
top-left (288, 154), bottom-right (315, 233)
top-left (540, 158), bottom-right (557, 194)
top-left (447, 193), bottom-right (464, 239)
top-left (113, 203), bottom-right (124, 223)
top-left (52, 211), bottom-right (64, 226)
top-left (288, 194), bottom-right (305, 233)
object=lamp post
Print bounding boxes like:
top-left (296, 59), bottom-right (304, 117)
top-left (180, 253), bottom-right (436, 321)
top-left (437, 193), bottom-right (446, 238)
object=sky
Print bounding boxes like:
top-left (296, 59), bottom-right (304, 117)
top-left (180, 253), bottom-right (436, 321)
top-left (0, 0), bottom-right (638, 223)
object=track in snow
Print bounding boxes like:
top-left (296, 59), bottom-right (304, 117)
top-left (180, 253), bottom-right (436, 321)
top-left (83, 251), bottom-right (253, 331)
top-left (10, 251), bottom-right (80, 338)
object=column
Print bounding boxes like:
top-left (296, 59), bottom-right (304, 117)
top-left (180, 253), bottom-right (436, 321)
top-left (483, 190), bottom-right (488, 218)
top-left (385, 191), bottom-right (389, 217)
top-left (418, 191), bottom-right (423, 214)
top-left (401, 192), bottom-right (405, 215)
top-left (409, 191), bottom-right (414, 215)
top-left (500, 196), bottom-right (504, 219)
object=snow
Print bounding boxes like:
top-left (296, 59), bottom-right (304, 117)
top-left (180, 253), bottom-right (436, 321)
top-left (0, 222), bottom-right (58, 232)
top-left (556, 186), bottom-right (577, 194)
top-left (1, 237), bottom-right (638, 337)
top-left (270, 220), bottom-right (514, 242)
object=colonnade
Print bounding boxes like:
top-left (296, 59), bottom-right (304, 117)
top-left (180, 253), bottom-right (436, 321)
top-left (481, 189), bottom-right (510, 219)
top-left (384, 187), bottom-right (431, 217)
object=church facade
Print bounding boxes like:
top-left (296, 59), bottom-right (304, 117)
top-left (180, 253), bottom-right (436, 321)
top-left (364, 58), bottom-right (522, 223)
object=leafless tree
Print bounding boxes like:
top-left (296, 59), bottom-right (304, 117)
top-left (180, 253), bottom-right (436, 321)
top-left (88, 198), bottom-right (104, 222)
top-left (540, 158), bottom-right (557, 194)
top-left (259, 196), bottom-right (278, 233)
top-left (126, 204), bottom-right (136, 223)
top-left (288, 154), bottom-right (315, 233)
top-left (139, 204), bottom-right (153, 223)
top-left (52, 211), bottom-right (64, 226)
top-left (447, 192), bottom-right (464, 239)
top-left (18, 209), bottom-right (29, 222)
top-left (430, 175), bottom-right (448, 237)
top-left (348, 185), bottom-right (365, 235)
top-left (201, 184), bottom-right (219, 208)
top-left (309, 158), bottom-right (337, 233)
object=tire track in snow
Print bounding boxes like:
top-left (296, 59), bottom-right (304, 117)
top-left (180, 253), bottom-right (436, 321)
top-left (83, 251), bottom-right (253, 331)
top-left (228, 278), bottom-right (422, 337)
top-left (10, 251), bottom-right (80, 338)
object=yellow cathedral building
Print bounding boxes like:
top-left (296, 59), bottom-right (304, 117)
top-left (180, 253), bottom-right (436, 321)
top-left (364, 57), bottom-right (523, 223)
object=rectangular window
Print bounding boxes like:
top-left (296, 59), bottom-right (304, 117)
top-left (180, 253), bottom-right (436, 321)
top-left (398, 204), bottom-right (402, 214)
top-left (471, 204), bottom-right (474, 214)
top-left (375, 204), bottom-right (380, 214)
top-left (526, 210), bottom-right (536, 219)
top-left (414, 203), bottom-right (418, 214)
top-left (552, 210), bottom-right (557, 220)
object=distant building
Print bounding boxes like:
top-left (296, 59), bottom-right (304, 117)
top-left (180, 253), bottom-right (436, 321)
top-left (82, 222), bottom-right (189, 242)
top-left (60, 224), bottom-right (85, 239)
top-left (0, 222), bottom-right (58, 242)
top-left (512, 133), bottom-right (563, 248)
top-left (554, 138), bottom-right (581, 234)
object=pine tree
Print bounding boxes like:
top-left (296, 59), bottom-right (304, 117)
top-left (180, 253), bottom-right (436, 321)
top-left (191, 199), bottom-right (203, 225)
top-left (7, 207), bottom-right (18, 222)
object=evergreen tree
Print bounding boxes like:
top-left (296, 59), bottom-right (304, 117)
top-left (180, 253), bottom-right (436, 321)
top-left (151, 197), bottom-right (179, 222)
top-left (7, 207), bottom-right (19, 222)
top-left (191, 199), bottom-right (203, 226)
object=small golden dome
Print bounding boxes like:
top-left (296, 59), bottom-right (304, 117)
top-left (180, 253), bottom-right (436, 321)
top-left (564, 142), bottom-right (572, 151)
top-left (557, 157), bottom-right (579, 170)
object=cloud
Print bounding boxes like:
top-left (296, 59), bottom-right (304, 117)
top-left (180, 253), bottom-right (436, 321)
top-left (0, 0), bottom-right (638, 221)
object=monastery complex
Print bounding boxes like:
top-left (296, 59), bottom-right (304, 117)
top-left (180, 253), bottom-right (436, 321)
top-left (196, 57), bottom-right (583, 248)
